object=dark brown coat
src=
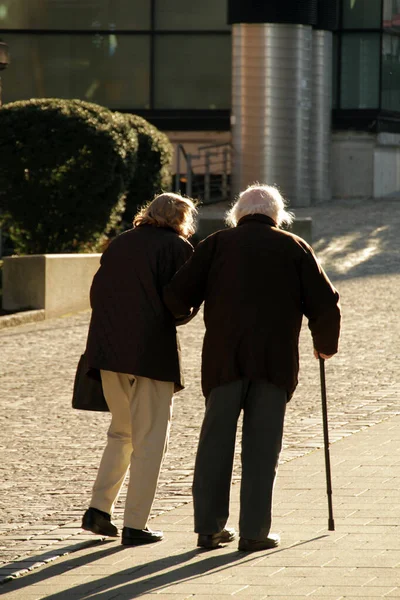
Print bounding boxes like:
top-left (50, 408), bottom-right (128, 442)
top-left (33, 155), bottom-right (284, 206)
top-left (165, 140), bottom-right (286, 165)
top-left (164, 214), bottom-right (341, 400)
top-left (85, 225), bottom-right (193, 390)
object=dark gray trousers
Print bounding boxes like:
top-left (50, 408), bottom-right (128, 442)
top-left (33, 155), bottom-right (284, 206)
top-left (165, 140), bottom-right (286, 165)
top-left (192, 379), bottom-right (287, 541)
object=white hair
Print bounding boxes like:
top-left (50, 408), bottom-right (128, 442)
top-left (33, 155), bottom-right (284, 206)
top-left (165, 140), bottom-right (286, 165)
top-left (226, 184), bottom-right (294, 228)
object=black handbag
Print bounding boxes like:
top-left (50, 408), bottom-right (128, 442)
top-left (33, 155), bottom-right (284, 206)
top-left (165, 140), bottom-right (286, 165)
top-left (72, 354), bottom-right (109, 412)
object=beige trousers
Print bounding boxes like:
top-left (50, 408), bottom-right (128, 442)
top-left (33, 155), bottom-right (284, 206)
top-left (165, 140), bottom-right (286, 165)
top-left (90, 370), bottom-right (174, 529)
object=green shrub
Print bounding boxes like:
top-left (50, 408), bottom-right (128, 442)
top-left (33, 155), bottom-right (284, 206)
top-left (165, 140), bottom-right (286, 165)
top-left (121, 114), bottom-right (173, 223)
top-left (0, 98), bottom-right (138, 254)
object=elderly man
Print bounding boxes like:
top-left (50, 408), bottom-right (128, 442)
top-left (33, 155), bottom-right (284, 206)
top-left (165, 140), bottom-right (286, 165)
top-left (164, 184), bottom-right (341, 552)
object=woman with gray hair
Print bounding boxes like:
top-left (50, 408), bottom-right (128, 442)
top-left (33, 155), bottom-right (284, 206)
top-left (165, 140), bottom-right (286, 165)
top-left (164, 183), bottom-right (341, 552)
top-left (81, 192), bottom-right (197, 546)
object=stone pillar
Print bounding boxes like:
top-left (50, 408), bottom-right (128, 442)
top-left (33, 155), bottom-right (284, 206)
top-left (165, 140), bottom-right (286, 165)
top-left (229, 0), bottom-right (317, 206)
top-left (228, 0), bottom-right (338, 207)
top-left (310, 0), bottom-right (339, 203)
top-left (311, 29), bottom-right (333, 203)
top-left (231, 23), bottom-right (313, 206)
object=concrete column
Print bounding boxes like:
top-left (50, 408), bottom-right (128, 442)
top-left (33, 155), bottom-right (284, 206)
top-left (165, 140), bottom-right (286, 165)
top-left (311, 29), bottom-right (333, 203)
top-left (231, 23), bottom-right (313, 206)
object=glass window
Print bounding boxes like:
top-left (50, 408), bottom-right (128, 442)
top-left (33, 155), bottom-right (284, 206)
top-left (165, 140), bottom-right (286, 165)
top-left (342, 0), bottom-right (382, 29)
top-left (0, 33), bottom-right (150, 109)
top-left (154, 34), bottom-right (231, 109)
top-left (340, 33), bottom-right (380, 108)
top-left (383, 0), bottom-right (400, 32)
top-left (382, 33), bottom-right (400, 110)
top-left (0, 0), bottom-right (151, 30)
top-left (155, 0), bottom-right (230, 30)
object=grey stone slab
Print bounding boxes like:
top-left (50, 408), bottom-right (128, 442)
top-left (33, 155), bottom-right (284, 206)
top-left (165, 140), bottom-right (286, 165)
top-left (1, 199), bottom-right (400, 597)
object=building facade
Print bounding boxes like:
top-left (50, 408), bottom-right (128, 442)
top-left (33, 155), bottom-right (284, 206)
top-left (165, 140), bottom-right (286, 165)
top-left (0, 0), bottom-right (400, 203)
top-left (332, 0), bottom-right (400, 200)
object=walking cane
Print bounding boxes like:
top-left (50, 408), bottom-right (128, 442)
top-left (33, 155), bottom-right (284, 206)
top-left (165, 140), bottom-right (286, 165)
top-left (319, 356), bottom-right (335, 531)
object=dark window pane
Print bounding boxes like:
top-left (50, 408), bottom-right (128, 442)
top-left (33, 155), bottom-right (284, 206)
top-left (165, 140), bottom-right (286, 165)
top-left (340, 33), bottom-right (380, 108)
top-left (0, 0), bottom-right (150, 30)
top-left (154, 34), bottom-right (231, 109)
top-left (155, 0), bottom-right (230, 30)
top-left (383, 0), bottom-right (400, 32)
top-left (343, 0), bottom-right (382, 29)
top-left (1, 33), bottom-right (150, 109)
top-left (382, 33), bottom-right (400, 110)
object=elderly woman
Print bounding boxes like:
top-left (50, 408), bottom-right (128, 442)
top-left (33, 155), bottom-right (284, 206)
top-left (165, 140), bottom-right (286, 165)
top-left (82, 192), bottom-right (197, 546)
top-left (164, 184), bottom-right (341, 552)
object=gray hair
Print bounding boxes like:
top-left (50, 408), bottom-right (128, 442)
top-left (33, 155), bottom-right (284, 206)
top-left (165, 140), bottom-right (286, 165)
top-left (226, 184), bottom-right (294, 228)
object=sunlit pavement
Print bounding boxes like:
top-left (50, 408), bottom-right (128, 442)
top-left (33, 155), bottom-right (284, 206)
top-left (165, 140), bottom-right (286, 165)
top-left (1, 197), bottom-right (400, 595)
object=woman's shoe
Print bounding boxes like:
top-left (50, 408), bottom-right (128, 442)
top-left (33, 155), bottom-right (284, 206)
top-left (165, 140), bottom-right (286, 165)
top-left (81, 507), bottom-right (118, 537)
top-left (121, 526), bottom-right (164, 545)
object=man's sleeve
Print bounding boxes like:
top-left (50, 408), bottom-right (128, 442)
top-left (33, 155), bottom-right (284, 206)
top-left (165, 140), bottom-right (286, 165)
top-left (299, 243), bottom-right (341, 355)
top-left (164, 236), bottom-right (214, 319)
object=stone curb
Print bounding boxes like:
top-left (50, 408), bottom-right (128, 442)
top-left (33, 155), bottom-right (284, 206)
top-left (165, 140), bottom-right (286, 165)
top-left (0, 505), bottom-right (187, 586)
top-left (0, 533), bottom-right (105, 585)
top-left (0, 504), bottom-right (188, 586)
top-left (0, 309), bottom-right (45, 330)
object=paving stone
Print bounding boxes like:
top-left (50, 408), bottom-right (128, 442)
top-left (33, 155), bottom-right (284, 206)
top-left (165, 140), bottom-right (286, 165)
top-left (1, 198), bottom-right (400, 596)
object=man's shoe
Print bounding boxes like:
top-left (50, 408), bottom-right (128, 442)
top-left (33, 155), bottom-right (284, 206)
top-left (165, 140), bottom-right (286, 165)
top-left (82, 507), bottom-right (118, 537)
top-left (121, 526), bottom-right (164, 546)
top-left (197, 527), bottom-right (237, 549)
top-left (238, 533), bottom-right (280, 552)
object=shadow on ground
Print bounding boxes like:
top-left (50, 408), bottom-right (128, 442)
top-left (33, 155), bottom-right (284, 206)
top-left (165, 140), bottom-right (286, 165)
top-left (3, 536), bottom-right (328, 599)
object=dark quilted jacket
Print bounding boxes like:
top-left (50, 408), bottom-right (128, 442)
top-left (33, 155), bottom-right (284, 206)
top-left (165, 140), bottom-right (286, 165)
top-left (85, 224), bottom-right (193, 391)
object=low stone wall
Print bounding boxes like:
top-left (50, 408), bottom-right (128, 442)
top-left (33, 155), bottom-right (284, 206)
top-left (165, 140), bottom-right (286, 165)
top-left (2, 254), bottom-right (101, 318)
top-left (2, 219), bottom-right (313, 319)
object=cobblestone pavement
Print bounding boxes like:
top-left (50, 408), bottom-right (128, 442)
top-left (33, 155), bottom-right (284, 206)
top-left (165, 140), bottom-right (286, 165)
top-left (1, 198), bottom-right (400, 573)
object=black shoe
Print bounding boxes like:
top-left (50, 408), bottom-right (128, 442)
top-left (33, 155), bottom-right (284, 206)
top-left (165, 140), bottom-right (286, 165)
top-left (197, 527), bottom-right (237, 549)
top-left (238, 533), bottom-right (280, 552)
top-left (82, 507), bottom-right (118, 537)
top-left (121, 526), bottom-right (164, 546)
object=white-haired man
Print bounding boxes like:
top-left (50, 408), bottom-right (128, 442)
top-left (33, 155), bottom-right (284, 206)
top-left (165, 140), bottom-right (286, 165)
top-left (164, 184), bottom-right (341, 552)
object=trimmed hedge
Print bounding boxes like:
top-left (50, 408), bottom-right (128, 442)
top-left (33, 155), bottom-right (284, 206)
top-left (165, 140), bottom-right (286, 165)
top-left (0, 98), bottom-right (138, 254)
top-left (121, 114), bottom-right (173, 223)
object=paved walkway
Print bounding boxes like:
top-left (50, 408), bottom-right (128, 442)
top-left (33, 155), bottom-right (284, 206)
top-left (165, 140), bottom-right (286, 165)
top-left (1, 413), bottom-right (400, 599)
top-left (1, 197), bottom-right (400, 594)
